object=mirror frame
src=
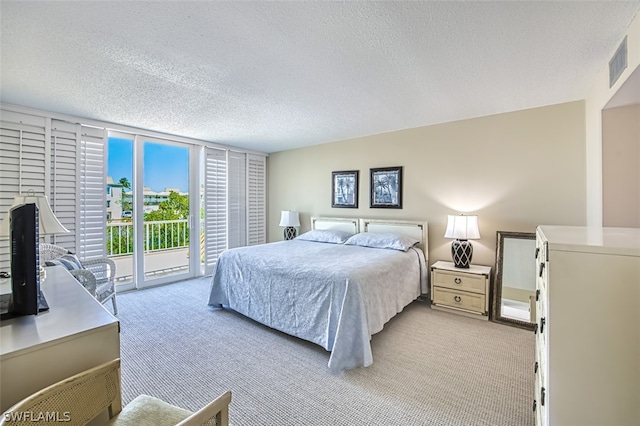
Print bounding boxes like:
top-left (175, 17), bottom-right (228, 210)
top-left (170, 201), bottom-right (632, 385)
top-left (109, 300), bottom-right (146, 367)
top-left (492, 230), bottom-right (536, 330)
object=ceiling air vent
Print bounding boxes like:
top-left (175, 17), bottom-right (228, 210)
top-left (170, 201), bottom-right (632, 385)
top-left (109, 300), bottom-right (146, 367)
top-left (609, 36), bottom-right (627, 88)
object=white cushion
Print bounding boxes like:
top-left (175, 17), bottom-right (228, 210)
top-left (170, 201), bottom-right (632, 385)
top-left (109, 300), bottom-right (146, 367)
top-left (108, 394), bottom-right (192, 426)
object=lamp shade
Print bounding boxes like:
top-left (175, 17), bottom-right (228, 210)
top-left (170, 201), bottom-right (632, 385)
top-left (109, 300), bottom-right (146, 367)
top-left (278, 210), bottom-right (300, 227)
top-left (444, 214), bottom-right (480, 240)
top-left (0, 194), bottom-right (70, 237)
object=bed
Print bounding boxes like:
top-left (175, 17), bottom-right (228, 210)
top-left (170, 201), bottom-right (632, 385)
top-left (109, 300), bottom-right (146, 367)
top-left (208, 217), bottom-right (428, 371)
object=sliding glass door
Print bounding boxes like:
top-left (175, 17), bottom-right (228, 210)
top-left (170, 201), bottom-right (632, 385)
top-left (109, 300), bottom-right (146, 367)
top-left (107, 132), bottom-right (199, 290)
top-left (107, 132), bottom-right (135, 290)
top-left (137, 138), bottom-right (195, 287)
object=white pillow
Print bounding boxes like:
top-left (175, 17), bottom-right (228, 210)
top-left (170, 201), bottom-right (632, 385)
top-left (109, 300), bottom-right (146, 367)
top-left (295, 229), bottom-right (354, 244)
top-left (344, 232), bottom-right (419, 252)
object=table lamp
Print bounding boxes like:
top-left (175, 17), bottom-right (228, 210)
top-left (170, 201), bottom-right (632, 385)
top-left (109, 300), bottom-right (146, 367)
top-left (444, 214), bottom-right (480, 268)
top-left (279, 210), bottom-right (300, 240)
top-left (0, 193), bottom-right (70, 237)
top-left (0, 192), bottom-right (70, 282)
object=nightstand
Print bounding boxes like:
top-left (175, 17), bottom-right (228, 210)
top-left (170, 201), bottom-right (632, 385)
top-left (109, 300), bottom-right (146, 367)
top-left (430, 260), bottom-right (491, 320)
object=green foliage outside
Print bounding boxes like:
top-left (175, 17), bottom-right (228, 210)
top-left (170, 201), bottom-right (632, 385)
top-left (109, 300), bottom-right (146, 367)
top-left (118, 177), bottom-right (132, 213)
top-left (145, 191), bottom-right (189, 221)
top-left (107, 224), bottom-right (134, 255)
top-left (107, 191), bottom-right (190, 256)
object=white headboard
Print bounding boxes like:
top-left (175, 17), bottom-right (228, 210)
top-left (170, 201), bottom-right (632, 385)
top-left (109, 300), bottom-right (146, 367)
top-left (310, 217), bottom-right (360, 234)
top-left (310, 216), bottom-right (428, 260)
top-left (360, 218), bottom-right (429, 260)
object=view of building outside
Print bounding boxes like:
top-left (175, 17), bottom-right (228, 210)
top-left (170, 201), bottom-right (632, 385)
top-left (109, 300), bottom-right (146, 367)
top-left (107, 182), bottom-right (189, 221)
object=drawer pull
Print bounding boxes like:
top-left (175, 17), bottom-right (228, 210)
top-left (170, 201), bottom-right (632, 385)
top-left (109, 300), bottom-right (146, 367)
top-left (539, 262), bottom-right (545, 277)
top-left (534, 323), bottom-right (538, 334)
top-left (454, 277), bottom-right (462, 284)
top-left (535, 289), bottom-right (540, 302)
top-left (454, 295), bottom-right (462, 303)
top-left (535, 247), bottom-right (540, 259)
top-left (541, 387), bottom-right (546, 406)
top-left (532, 400), bottom-right (537, 412)
top-left (534, 361), bottom-right (538, 374)
top-left (540, 317), bottom-right (546, 334)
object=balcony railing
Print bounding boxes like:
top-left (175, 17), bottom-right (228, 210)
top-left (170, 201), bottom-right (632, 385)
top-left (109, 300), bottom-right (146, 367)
top-left (107, 219), bottom-right (189, 256)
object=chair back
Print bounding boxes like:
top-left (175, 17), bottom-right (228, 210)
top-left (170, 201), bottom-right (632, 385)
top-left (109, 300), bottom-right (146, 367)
top-left (39, 243), bottom-right (70, 263)
top-left (0, 359), bottom-right (122, 426)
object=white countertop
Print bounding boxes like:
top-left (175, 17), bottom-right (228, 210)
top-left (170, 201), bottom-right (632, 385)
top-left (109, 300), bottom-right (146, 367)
top-left (0, 265), bottom-right (119, 359)
top-left (537, 226), bottom-right (640, 256)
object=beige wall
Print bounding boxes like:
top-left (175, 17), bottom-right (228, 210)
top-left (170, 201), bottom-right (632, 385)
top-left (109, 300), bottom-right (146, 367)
top-left (267, 101), bottom-right (586, 269)
top-left (586, 12), bottom-right (640, 226)
top-left (602, 104), bottom-right (640, 227)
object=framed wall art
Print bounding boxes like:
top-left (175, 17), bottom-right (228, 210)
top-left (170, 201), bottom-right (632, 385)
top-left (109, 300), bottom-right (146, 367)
top-left (370, 166), bottom-right (403, 209)
top-left (331, 170), bottom-right (359, 208)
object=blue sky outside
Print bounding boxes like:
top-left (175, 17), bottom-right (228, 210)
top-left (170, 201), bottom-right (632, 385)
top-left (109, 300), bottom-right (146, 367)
top-left (108, 137), bottom-right (189, 193)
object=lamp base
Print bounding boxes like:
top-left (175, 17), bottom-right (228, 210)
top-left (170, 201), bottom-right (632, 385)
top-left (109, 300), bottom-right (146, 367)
top-left (284, 227), bottom-right (297, 240)
top-left (451, 239), bottom-right (473, 268)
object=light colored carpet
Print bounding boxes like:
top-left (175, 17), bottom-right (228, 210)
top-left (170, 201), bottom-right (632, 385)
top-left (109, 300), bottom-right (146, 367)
top-left (117, 276), bottom-right (535, 426)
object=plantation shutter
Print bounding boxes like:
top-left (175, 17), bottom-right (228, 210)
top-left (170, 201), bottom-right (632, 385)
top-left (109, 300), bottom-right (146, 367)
top-left (49, 119), bottom-right (79, 252)
top-left (0, 111), bottom-right (47, 270)
top-left (228, 151), bottom-right (247, 249)
top-left (204, 147), bottom-right (227, 274)
top-left (77, 126), bottom-right (107, 260)
top-left (247, 154), bottom-right (266, 246)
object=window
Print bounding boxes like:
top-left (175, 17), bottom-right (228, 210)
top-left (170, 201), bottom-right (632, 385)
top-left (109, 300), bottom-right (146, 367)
top-left (0, 105), bottom-right (267, 280)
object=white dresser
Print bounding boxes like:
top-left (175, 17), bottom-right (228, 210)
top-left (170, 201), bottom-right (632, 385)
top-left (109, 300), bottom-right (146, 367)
top-left (534, 226), bottom-right (640, 426)
top-left (1, 266), bottom-right (120, 412)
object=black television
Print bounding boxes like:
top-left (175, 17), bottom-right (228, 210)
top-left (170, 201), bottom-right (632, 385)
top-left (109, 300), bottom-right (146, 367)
top-left (0, 203), bottom-right (48, 320)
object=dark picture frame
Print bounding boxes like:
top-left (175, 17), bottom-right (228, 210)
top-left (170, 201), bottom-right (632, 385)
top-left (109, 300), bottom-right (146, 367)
top-left (331, 170), bottom-right (359, 208)
top-left (370, 166), bottom-right (403, 209)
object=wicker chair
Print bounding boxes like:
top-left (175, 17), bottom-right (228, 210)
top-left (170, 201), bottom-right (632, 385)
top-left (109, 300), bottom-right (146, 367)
top-left (0, 358), bottom-right (232, 426)
top-left (40, 243), bottom-right (118, 315)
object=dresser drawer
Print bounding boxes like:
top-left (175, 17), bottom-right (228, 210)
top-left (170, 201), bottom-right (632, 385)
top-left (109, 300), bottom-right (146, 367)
top-left (432, 269), bottom-right (486, 294)
top-left (534, 368), bottom-right (547, 426)
top-left (432, 287), bottom-right (485, 313)
top-left (535, 336), bottom-right (547, 389)
top-left (535, 284), bottom-right (548, 352)
top-left (535, 235), bottom-right (548, 292)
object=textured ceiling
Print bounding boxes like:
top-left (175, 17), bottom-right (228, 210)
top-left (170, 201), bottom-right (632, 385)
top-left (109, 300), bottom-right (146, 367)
top-left (1, 1), bottom-right (639, 153)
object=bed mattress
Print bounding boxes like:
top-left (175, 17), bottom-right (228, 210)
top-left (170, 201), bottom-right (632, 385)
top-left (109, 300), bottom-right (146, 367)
top-left (208, 239), bottom-right (426, 371)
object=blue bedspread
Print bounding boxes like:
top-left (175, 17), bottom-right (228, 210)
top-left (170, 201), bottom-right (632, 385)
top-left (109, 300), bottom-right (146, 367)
top-left (208, 240), bottom-right (427, 371)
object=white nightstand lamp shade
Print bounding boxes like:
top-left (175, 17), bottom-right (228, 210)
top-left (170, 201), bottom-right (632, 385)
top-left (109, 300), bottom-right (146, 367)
top-left (279, 210), bottom-right (300, 240)
top-left (444, 214), bottom-right (480, 268)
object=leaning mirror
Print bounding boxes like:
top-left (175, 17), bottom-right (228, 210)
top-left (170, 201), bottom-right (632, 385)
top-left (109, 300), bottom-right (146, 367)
top-left (492, 231), bottom-right (536, 330)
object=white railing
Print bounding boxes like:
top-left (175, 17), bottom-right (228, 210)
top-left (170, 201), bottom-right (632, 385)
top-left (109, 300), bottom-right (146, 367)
top-left (107, 219), bottom-right (189, 256)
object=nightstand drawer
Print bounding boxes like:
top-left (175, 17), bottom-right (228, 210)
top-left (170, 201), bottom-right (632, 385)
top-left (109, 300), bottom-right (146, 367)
top-left (432, 269), bottom-right (485, 294)
top-left (432, 287), bottom-right (485, 313)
